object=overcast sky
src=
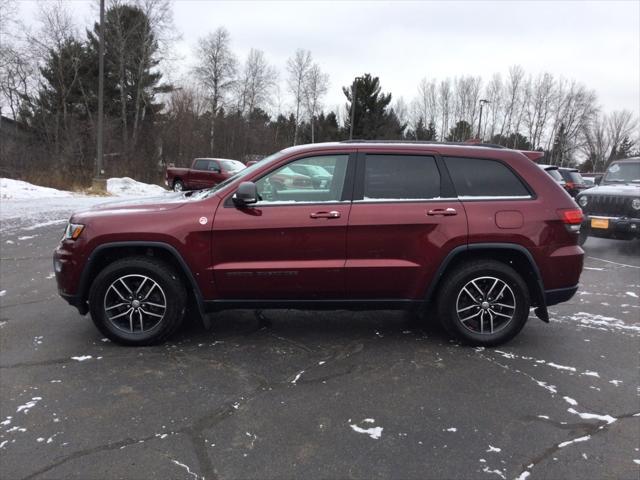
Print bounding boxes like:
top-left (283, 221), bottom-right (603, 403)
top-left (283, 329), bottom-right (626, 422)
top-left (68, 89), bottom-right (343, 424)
top-left (19, 0), bottom-right (640, 118)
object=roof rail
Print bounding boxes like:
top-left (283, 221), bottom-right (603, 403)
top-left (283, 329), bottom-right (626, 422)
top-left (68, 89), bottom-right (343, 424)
top-left (339, 139), bottom-right (507, 149)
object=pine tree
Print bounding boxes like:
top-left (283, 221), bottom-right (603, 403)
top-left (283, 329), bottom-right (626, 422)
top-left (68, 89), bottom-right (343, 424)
top-left (342, 74), bottom-right (405, 139)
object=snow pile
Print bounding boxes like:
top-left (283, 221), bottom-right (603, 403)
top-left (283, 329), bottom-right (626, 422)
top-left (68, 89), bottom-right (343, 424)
top-left (0, 178), bottom-right (74, 200)
top-left (107, 177), bottom-right (166, 197)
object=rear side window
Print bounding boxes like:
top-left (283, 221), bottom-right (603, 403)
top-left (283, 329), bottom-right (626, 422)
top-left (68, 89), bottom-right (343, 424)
top-left (444, 157), bottom-right (530, 198)
top-left (364, 155), bottom-right (440, 200)
top-left (193, 159), bottom-right (208, 170)
top-left (545, 168), bottom-right (563, 182)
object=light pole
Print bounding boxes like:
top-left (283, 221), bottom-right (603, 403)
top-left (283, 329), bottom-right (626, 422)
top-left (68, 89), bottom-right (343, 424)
top-left (349, 76), bottom-right (363, 140)
top-left (477, 99), bottom-right (490, 141)
top-left (93, 0), bottom-right (105, 190)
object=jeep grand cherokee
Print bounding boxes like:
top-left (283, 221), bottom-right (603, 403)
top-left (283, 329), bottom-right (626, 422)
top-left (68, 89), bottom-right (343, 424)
top-left (54, 141), bottom-right (584, 346)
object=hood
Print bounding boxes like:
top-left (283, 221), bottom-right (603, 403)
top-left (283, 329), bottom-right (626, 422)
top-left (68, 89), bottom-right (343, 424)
top-left (71, 191), bottom-right (203, 220)
top-left (578, 184), bottom-right (640, 198)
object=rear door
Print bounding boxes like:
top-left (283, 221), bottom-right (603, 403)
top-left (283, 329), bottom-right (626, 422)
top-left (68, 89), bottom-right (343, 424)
top-left (211, 152), bottom-right (355, 299)
top-left (190, 159), bottom-right (210, 189)
top-left (346, 151), bottom-right (468, 299)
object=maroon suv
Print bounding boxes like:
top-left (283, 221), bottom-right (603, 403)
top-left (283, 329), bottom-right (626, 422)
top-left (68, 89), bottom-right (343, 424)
top-left (54, 142), bottom-right (584, 346)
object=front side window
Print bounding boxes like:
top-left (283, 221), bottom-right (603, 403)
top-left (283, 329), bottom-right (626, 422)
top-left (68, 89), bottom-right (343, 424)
top-left (363, 155), bottom-right (440, 200)
top-left (444, 157), bottom-right (530, 198)
top-left (255, 155), bottom-right (348, 204)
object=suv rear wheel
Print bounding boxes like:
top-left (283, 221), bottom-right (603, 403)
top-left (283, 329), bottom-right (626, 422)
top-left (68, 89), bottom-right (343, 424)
top-left (437, 260), bottom-right (530, 346)
top-left (88, 256), bottom-right (187, 346)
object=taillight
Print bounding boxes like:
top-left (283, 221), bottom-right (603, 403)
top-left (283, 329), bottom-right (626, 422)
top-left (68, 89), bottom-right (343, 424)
top-left (558, 208), bottom-right (583, 233)
top-left (565, 182), bottom-right (575, 189)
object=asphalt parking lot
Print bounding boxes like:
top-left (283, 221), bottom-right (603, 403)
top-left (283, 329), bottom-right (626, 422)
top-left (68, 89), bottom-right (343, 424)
top-left (1, 224), bottom-right (638, 480)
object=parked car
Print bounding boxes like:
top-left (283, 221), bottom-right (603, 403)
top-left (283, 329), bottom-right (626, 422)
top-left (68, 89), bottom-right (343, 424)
top-left (575, 157), bottom-right (640, 244)
top-left (165, 158), bottom-right (245, 191)
top-left (55, 141), bottom-right (584, 347)
top-left (581, 173), bottom-right (604, 188)
top-left (557, 168), bottom-right (588, 197)
top-left (537, 164), bottom-right (566, 188)
top-left (288, 164), bottom-right (332, 188)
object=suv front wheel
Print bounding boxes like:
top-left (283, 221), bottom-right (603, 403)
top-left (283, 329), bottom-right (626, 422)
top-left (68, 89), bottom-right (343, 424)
top-left (88, 256), bottom-right (187, 346)
top-left (437, 260), bottom-right (530, 346)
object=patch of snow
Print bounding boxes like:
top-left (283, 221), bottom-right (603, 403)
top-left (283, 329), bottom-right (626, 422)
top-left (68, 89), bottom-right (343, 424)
top-left (171, 459), bottom-right (202, 480)
top-left (0, 290), bottom-right (6, 297)
top-left (625, 291), bottom-right (638, 298)
top-left (350, 422), bottom-right (383, 440)
top-left (609, 380), bottom-right (623, 386)
top-left (568, 312), bottom-right (640, 334)
top-left (537, 415), bottom-right (550, 420)
top-left (486, 445), bottom-right (501, 452)
top-left (558, 435), bottom-right (590, 448)
top-left (445, 427), bottom-right (457, 432)
top-left (582, 370), bottom-right (599, 377)
top-left (515, 472), bottom-right (531, 480)
top-left (16, 397), bottom-right (42, 414)
top-left (46, 272), bottom-right (55, 279)
top-left (567, 408), bottom-right (616, 424)
top-left (547, 362), bottom-right (577, 372)
top-left (0, 178), bottom-right (74, 200)
top-left (563, 396), bottom-right (578, 406)
top-left (291, 370), bottom-right (304, 384)
top-left (107, 177), bottom-right (166, 197)
top-left (583, 267), bottom-right (604, 271)
top-left (71, 355), bottom-right (92, 362)
top-left (363, 418), bottom-right (375, 423)
top-left (17, 235), bottom-right (36, 241)
top-left (481, 466), bottom-right (506, 479)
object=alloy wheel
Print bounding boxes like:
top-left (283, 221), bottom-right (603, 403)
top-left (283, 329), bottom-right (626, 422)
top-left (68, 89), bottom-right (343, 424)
top-left (455, 276), bottom-right (516, 335)
top-left (103, 274), bottom-right (167, 334)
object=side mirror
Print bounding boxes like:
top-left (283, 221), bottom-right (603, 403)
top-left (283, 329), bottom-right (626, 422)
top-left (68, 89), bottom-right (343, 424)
top-left (233, 182), bottom-right (258, 206)
top-left (594, 176), bottom-right (602, 185)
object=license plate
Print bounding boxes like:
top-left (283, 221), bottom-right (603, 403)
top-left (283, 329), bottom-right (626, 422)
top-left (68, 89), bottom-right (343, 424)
top-left (591, 218), bottom-right (609, 229)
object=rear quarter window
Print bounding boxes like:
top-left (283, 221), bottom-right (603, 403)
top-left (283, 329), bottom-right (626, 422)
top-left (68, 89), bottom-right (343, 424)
top-left (444, 157), bottom-right (530, 198)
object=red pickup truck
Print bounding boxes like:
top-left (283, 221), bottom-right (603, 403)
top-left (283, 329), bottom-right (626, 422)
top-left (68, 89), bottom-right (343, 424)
top-left (165, 158), bottom-right (246, 191)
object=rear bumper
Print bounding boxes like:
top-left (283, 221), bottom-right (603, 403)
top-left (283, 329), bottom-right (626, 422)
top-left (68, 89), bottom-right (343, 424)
top-left (582, 215), bottom-right (640, 239)
top-left (545, 285), bottom-right (579, 306)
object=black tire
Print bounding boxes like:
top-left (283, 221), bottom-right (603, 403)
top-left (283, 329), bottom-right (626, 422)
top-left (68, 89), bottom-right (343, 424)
top-left (437, 260), bottom-right (530, 346)
top-left (578, 229), bottom-right (588, 246)
top-left (173, 179), bottom-right (184, 192)
top-left (88, 256), bottom-right (187, 346)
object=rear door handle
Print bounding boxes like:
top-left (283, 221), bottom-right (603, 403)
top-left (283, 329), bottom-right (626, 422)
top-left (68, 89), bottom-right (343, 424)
top-left (310, 211), bottom-right (341, 219)
top-left (427, 208), bottom-right (457, 216)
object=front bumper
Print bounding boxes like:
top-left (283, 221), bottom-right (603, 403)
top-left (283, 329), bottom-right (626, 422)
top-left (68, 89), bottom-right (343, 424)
top-left (581, 214), bottom-right (640, 239)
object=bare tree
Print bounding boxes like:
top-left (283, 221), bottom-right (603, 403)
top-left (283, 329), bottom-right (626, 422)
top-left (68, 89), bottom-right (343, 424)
top-left (606, 110), bottom-right (637, 164)
top-left (286, 49), bottom-right (312, 145)
top-left (303, 63), bottom-right (328, 143)
top-left (437, 78), bottom-right (452, 141)
top-left (235, 48), bottom-right (277, 117)
top-left (194, 27), bottom-right (237, 155)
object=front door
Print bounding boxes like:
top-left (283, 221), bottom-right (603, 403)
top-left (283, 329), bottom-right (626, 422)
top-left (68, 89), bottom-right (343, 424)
top-left (212, 153), bottom-right (354, 299)
top-left (346, 152), bottom-right (468, 299)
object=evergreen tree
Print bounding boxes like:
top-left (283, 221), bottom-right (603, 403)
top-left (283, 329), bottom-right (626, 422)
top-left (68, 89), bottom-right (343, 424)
top-left (445, 120), bottom-right (472, 142)
top-left (342, 73), bottom-right (405, 139)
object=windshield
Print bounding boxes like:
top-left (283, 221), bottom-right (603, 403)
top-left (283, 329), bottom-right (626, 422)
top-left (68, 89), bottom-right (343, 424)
top-left (602, 161), bottom-right (640, 184)
top-left (196, 151), bottom-right (287, 198)
top-left (567, 171), bottom-right (584, 184)
top-left (219, 159), bottom-right (246, 172)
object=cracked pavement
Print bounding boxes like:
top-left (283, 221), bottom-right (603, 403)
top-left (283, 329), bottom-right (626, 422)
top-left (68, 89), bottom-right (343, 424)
top-left (1, 223), bottom-right (638, 480)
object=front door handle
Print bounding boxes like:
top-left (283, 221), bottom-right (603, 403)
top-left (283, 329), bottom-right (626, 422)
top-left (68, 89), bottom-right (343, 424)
top-left (310, 211), bottom-right (341, 219)
top-left (427, 208), bottom-right (457, 216)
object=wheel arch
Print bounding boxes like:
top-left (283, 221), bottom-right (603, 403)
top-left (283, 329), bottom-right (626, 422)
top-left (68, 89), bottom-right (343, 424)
top-left (77, 242), bottom-right (205, 319)
top-left (426, 243), bottom-right (547, 320)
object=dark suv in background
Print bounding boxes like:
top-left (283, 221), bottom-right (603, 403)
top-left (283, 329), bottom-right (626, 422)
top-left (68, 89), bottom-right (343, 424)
top-left (576, 157), bottom-right (640, 244)
top-left (54, 141), bottom-right (584, 347)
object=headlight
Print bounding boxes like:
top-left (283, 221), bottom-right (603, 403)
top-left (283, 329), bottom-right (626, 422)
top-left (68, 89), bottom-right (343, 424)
top-left (632, 198), bottom-right (640, 210)
top-left (64, 223), bottom-right (85, 240)
top-left (578, 196), bottom-right (588, 207)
